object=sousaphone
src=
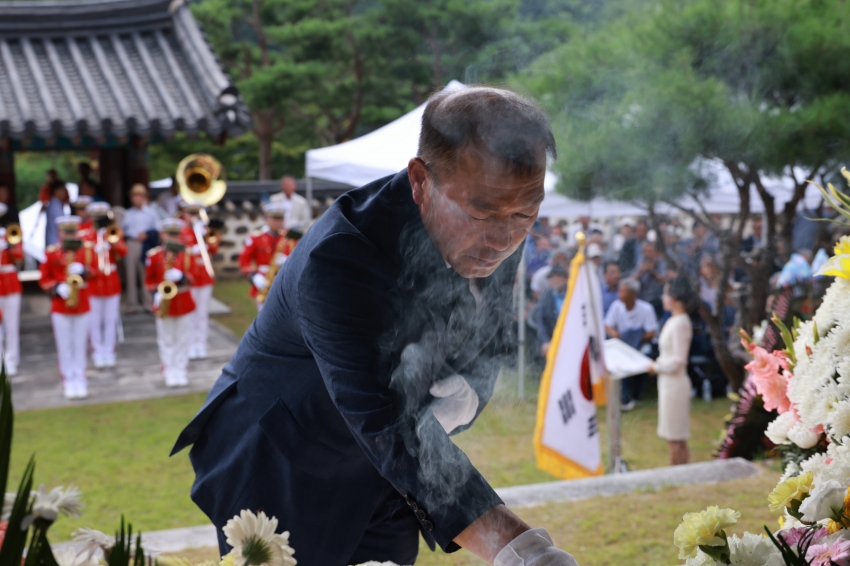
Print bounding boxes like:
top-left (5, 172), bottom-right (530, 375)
top-left (175, 154), bottom-right (227, 277)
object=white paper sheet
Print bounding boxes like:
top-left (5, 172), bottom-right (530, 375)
top-left (603, 338), bottom-right (652, 381)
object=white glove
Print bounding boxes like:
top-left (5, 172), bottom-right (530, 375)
top-left (494, 528), bottom-right (579, 566)
top-left (94, 241), bottom-right (111, 253)
top-left (0, 239), bottom-right (7, 251)
top-left (164, 268), bottom-right (183, 282)
top-left (429, 375), bottom-right (479, 434)
top-left (252, 273), bottom-right (268, 291)
top-left (193, 220), bottom-right (206, 233)
top-left (152, 292), bottom-right (161, 308)
top-left (56, 283), bottom-right (71, 300)
top-left (275, 254), bottom-right (288, 266)
top-left (67, 262), bottom-right (85, 275)
top-left (190, 244), bottom-right (201, 255)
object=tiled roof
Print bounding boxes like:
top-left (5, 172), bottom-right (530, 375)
top-left (0, 0), bottom-right (251, 141)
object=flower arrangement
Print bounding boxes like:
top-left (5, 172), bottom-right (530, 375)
top-left (673, 169), bottom-right (850, 565)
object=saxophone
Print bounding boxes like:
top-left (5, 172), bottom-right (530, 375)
top-left (256, 231), bottom-right (288, 304)
top-left (157, 243), bottom-right (183, 318)
top-left (62, 241), bottom-right (84, 308)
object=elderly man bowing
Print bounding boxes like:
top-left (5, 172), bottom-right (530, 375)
top-left (172, 86), bottom-right (578, 566)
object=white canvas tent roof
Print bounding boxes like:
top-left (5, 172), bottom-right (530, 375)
top-left (305, 83), bottom-right (824, 219)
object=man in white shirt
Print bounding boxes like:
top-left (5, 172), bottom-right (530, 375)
top-left (270, 176), bottom-right (312, 231)
top-left (604, 278), bottom-right (658, 410)
top-left (122, 184), bottom-right (159, 313)
top-left (566, 215), bottom-right (604, 248)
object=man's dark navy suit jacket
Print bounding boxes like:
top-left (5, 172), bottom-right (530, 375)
top-left (172, 170), bottom-right (521, 562)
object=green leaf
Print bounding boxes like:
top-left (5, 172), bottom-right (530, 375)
top-left (0, 455), bottom-right (35, 566)
top-left (23, 520), bottom-right (60, 566)
top-left (0, 360), bottom-right (15, 497)
top-left (772, 313), bottom-right (797, 366)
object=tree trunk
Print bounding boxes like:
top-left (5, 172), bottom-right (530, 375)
top-left (254, 110), bottom-right (274, 180)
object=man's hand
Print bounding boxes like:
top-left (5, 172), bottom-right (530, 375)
top-left (152, 292), bottom-right (161, 308)
top-left (454, 505), bottom-right (530, 563)
top-left (430, 375), bottom-right (478, 434)
top-left (494, 528), bottom-right (579, 566)
top-left (540, 342), bottom-right (550, 357)
top-left (275, 254), bottom-right (288, 266)
top-left (252, 273), bottom-right (268, 291)
top-left (135, 233), bottom-right (148, 242)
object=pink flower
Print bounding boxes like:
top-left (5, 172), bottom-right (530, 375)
top-left (747, 347), bottom-right (791, 413)
top-left (779, 527), bottom-right (828, 547)
top-left (807, 537), bottom-right (850, 566)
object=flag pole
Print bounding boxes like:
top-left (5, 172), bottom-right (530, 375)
top-left (576, 232), bottom-right (623, 474)
top-left (517, 246), bottom-right (526, 400)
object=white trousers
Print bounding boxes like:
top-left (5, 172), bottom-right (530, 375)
top-left (156, 314), bottom-right (192, 383)
top-left (0, 293), bottom-right (21, 371)
top-left (89, 295), bottom-right (120, 363)
top-left (190, 285), bottom-right (213, 356)
top-left (52, 313), bottom-right (89, 387)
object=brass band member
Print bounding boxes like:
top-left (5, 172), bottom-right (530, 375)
top-left (80, 202), bottom-right (127, 368)
top-left (237, 202), bottom-right (293, 312)
top-left (146, 218), bottom-right (195, 387)
top-left (178, 202), bottom-right (219, 360)
top-left (39, 215), bottom-right (97, 400)
top-left (0, 203), bottom-right (23, 376)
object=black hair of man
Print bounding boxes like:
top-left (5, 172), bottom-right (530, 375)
top-left (604, 260), bottom-right (620, 272)
top-left (417, 86), bottom-right (556, 181)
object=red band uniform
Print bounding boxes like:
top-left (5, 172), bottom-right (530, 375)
top-left (0, 203), bottom-right (23, 376)
top-left (39, 215), bottom-right (99, 400)
top-left (237, 202), bottom-right (297, 312)
top-left (79, 202), bottom-right (127, 368)
top-left (146, 218), bottom-right (195, 387)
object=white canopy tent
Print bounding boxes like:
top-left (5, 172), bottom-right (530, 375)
top-left (305, 83), bottom-right (823, 219)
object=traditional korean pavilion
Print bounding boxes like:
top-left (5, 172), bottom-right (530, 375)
top-left (0, 0), bottom-right (250, 208)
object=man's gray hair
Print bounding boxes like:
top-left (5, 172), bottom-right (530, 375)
top-left (418, 86), bottom-right (556, 180)
top-left (620, 278), bottom-right (641, 295)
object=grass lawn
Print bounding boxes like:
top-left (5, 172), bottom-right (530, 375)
top-left (212, 279), bottom-right (257, 338)
top-left (14, 279), bottom-right (761, 563)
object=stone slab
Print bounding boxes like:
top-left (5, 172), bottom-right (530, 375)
top-left (495, 457), bottom-right (762, 508)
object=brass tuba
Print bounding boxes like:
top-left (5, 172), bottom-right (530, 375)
top-left (176, 154), bottom-right (227, 206)
top-left (157, 241), bottom-right (184, 319)
top-left (106, 225), bottom-right (124, 245)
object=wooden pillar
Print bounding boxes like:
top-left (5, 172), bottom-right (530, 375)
top-left (0, 138), bottom-right (18, 208)
top-left (99, 148), bottom-right (125, 208)
top-left (128, 135), bottom-right (149, 209)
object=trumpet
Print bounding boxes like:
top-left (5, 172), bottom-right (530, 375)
top-left (62, 245), bottom-right (85, 308)
top-left (205, 227), bottom-right (221, 247)
top-left (157, 242), bottom-right (183, 318)
top-left (106, 225), bottom-right (123, 245)
top-left (66, 274), bottom-right (84, 308)
top-left (5, 224), bottom-right (21, 245)
top-left (157, 280), bottom-right (178, 319)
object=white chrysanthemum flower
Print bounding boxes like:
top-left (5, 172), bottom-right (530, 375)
top-left (352, 562), bottom-right (403, 566)
top-left (72, 527), bottom-right (115, 560)
top-left (780, 460), bottom-right (801, 483)
top-left (829, 399), bottom-right (850, 439)
top-left (223, 510), bottom-right (296, 566)
top-left (22, 484), bottom-right (83, 528)
top-left (815, 279), bottom-right (850, 333)
top-left (53, 549), bottom-right (99, 566)
top-left (727, 532), bottom-right (783, 566)
top-left (788, 422), bottom-right (820, 449)
top-left (766, 412), bottom-right (797, 445)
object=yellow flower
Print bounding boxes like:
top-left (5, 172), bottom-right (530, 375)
top-left (219, 554), bottom-right (237, 566)
top-left (673, 506), bottom-right (740, 559)
top-left (768, 472), bottom-right (814, 513)
top-left (815, 236), bottom-right (850, 279)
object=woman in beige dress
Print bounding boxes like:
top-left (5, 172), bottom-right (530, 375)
top-left (647, 276), bottom-right (694, 465)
